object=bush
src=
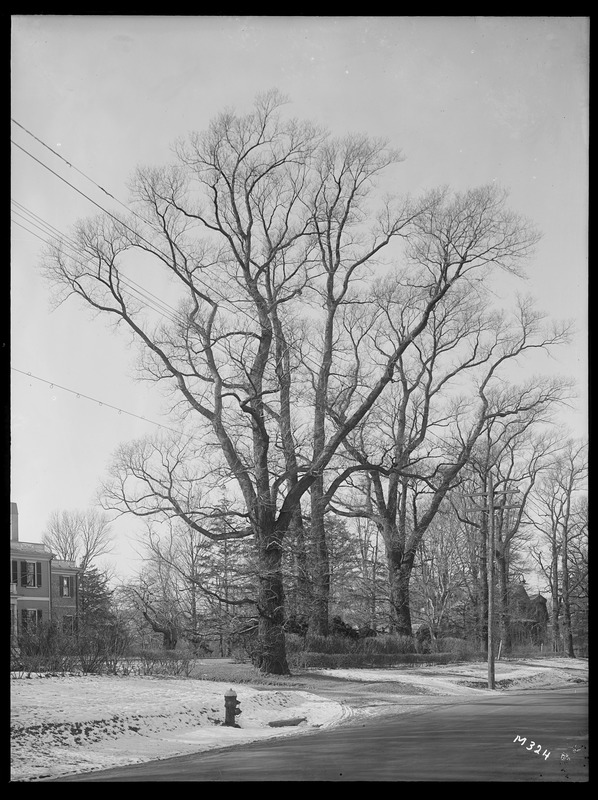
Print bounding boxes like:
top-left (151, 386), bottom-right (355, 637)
top-left (300, 632), bottom-right (417, 656)
top-left (284, 634), bottom-right (306, 655)
top-left (284, 616), bottom-right (309, 637)
top-left (77, 631), bottom-right (107, 674)
top-left (357, 625), bottom-right (378, 639)
top-left (16, 623), bottom-right (79, 674)
top-left (359, 634), bottom-right (417, 655)
top-left (76, 622), bottom-right (131, 674)
top-left (11, 620), bottom-right (132, 676)
top-left (288, 651), bottom-right (463, 669)
top-left (415, 625), bottom-right (433, 654)
top-left (304, 634), bottom-right (358, 654)
top-left (133, 649), bottom-right (193, 677)
top-left (436, 637), bottom-right (479, 658)
top-left (330, 616), bottom-right (359, 640)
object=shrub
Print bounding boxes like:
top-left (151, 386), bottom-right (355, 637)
top-left (415, 625), bottom-right (433, 654)
top-left (77, 631), bottom-right (107, 674)
top-left (16, 623), bottom-right (79, 674)
top-left (284, 616), bottom-right (309, 637)
top-left (134, 649), bottom-right (193, 677)
top-left (359, 634), bottom-right (417, 655)
top-left (101, 624), bottom-right (131, 675)
top-left (288, 651), bottom-right (462, 669)
top-left (330, 616), bottom-right (359, 640)
top-left (304, 634), bottom-right (358, 654)
top-left (357, 625), bottom-right (378, 639)
top-left (436, 637), bottom-right (478, 657)
top-left (301, 633), bottom-right (417, 656)
top-left (284, 634), bottom-right (306, 655)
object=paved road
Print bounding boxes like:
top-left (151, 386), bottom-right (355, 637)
top-left (47, 687), bottom-right (588, 782)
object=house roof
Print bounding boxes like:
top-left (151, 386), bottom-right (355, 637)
top-left (52, 559), bottom-right (79, 571)
top-left (10, 541), bottom-right (54, 558)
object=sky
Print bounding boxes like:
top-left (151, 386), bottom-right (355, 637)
top-left (10, 16), bottom-right (589, 581)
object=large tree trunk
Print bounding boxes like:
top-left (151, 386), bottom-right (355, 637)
top-left (496, 552), bottom-right (512, 655)
top-left (387, 548), bottom-right (415, 638)
top-left (253, 526), bottom-right (290, 675)
top-left (308, 299), bottom-right (335, 639)
top-left (142, 613), bottom-right (178, 651)
top-left (550, 542), bottom-right (560, 652)
top-left (561, 534), bottom-right (575, 658)
top-left (477, 516), bottom-right (489, 653)
top-left (271, 309), bottom-right (312, 631)
top-left (286, 510), bottom-right (311, 623)
top-left (309, 480), bottom-right (330, 636)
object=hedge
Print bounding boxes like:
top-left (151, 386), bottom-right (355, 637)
top-left (288, 652), bottom-right (469, 669)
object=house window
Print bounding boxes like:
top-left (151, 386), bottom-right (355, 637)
top-left (59, 576), bottom-right (75, 598)
top-left (20, 561), bottom-right (42, 588)
top-left (21, 609), bottom-right (42, 630)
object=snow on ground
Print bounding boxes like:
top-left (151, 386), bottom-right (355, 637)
top-left (316, 657), bottom-right (590, 695)
top-left (10, 657), bottom-right (587, 782)
top-left (10, 674), bottom-right (348, 782)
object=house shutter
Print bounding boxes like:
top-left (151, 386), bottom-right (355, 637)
top-left (36, 562), bottom-right (42, 588)
top-left (70, 576), bottom-right (75, 597)
top-left (20, 561), bottom-right (28, 587)
top-left (12, 560), bottom-right (18, 584)
top-left (21, 609), bottom-right (27, 629)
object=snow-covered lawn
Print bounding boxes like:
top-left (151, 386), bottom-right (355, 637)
top-left (10, 657), bottom-right (587, 782)
top-left (10, 673), bottom-right (348, 782)
top-left (316, 657), bottom-right (590, 694)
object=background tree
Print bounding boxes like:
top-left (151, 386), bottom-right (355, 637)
top-left (124, 563), bottom-right (182, 651)
top-left (566, 496), bottom-right (588, 656)
top-left (302, 133), bottom-right (416, 635)
top-left (42, 508), bottom-right (114, 573)
top-left (410, 507), bottom-right (469, 648)
top-left (140, 515), bottom-right (256, 655)
top-left (346, 517), bottom-right (388, 633)
top-left (79, 566), bottom-right (116, 630)
top-left (488, 426), bottom-right (560, 655)
top-left (456, 416), bottom-right (562, 655)
top-left (326, 295), bottom-right (570, 638)
top-left (530, 440), bottom-right (588, 656)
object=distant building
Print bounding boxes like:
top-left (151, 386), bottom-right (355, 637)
top-left (509, 581), bottom-right (549, 646)
top-left (10, 502), bottom-right (80, 641)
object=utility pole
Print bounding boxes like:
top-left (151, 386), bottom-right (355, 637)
top-left (464, 471), bottom-right (520, 690)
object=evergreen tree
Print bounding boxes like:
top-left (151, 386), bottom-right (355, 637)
top-left (79, 567), bottom-right (115, 630)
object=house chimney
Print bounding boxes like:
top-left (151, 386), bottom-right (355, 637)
top-left (10, 502), bottom-right (19, 542)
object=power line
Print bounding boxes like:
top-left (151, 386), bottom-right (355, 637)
top-left (11, 366), bottom-right (191, 440)
top-left (12, 138), bottom-right (137, 231)
top-left (11, 124), bottom-right (217, 310)
top-left (13, 201), bottom-right (334, 380)
top-left (12, 117), bottom-right (124, 209)
top-left (11, 200), bottom-right (188, 328)
top-left (12, 199), bottom-right (325, 377)
top-left (11, 217), bottom-right (48, 246)
top-left (11, 116), bottom-right (173, 241)
top-left (11, 212), bottom-right (184, 328)
top-left (12, 118), bottom-right (216, 305)
top-left (11, 137), bottom-right (173, 266)
top-left (12, 125), bottom-right (329, 378)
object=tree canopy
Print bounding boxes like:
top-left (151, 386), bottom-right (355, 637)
top-left (43, 91), bottom-right (573, 673)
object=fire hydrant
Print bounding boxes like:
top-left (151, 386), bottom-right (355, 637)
top-left (224, 689), bottom-right (242, 727)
